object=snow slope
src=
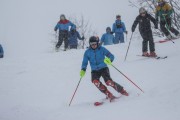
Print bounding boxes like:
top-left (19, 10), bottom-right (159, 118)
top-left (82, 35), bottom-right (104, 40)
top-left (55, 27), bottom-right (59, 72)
top-left (0, 0), bottom-right (180, 120)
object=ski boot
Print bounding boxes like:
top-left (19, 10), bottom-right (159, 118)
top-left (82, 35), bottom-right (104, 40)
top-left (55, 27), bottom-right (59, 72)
top-left (149, 52), bottom-right (157, 57)
top-left (142, 52), bottom-right (149, 57)
top-left (120, 89), bottom-right (129, 96)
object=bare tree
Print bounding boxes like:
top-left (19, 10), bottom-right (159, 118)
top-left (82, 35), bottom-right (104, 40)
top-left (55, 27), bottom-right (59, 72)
top-left (69, 15), bottom-right (97, 49)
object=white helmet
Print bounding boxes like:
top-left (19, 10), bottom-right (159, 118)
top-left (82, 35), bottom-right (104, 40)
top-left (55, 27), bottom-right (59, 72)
top-left (139, 7), bottom-right (146, 14)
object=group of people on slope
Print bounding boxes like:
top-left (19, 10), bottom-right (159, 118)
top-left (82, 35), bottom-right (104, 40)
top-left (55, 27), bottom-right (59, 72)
top-left (54, 14), bottom-right (128, 51)
top-left (55, 0), bottom-right (180, 102)
top-left (54, 14), bottom-right (84, 51)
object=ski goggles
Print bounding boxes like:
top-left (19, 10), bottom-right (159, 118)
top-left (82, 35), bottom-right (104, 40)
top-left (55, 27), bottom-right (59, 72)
top-left (90, 42), bottom-right (97, 46)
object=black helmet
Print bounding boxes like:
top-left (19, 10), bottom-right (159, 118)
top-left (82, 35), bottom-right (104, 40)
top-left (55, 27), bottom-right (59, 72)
top-left (139, 7), bottom-right (146, 14)
top-left (89, 36), bottom-right (99, 47)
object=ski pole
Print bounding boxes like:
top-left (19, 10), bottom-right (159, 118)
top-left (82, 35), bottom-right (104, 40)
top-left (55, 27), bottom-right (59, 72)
top-left (124, 32), bottom-right (133, 61)
top-left (162, 15), bottom-right (175, 44)
top-left (111, 64), bottom-right (144, 93)
top-left (69, 77), bottom-right (82, 106)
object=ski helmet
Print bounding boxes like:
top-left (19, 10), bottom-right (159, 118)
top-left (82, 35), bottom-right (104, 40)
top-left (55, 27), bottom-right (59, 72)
top-left (60, 14), bottom-right (66, 20)
top-left (157, 0), bottom-right (165, 6)
top-left (139, 7), bottom-right (146, 14)
top-left (89, 36), bottom-right (99, 47)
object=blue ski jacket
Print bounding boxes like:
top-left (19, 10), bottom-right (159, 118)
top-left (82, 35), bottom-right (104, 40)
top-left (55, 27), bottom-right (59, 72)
top-left (68, 30), bottom-right (84, 46)
top-left (0, 44), bottom-right (4, 58)
top-left (100, 33), bottom-right (115, 45)
top-left (54, 19), bottom-right (75, 31)
top-left (81, 46), bottom-right (114, 71)
top-left (112, 20), bottom-right (126, 33)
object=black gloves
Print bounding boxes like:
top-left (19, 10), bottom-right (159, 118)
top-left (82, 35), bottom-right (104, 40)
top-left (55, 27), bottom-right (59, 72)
top-left (131, 27), bottom-right (135, 32)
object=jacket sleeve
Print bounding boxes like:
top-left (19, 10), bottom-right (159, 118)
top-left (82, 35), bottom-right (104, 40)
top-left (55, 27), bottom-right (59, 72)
top-left (131, 16), bottom-right (139, 32)
top-left (54, 24), bottom-right (59, 31)
top-left (69, 21), bottom-right (76, 29)
top-left (122, 22), bottom-right (126, 32)
top-left (103, 47), bottom-right (114, 62)
top-left (77, 32), bottom-right (83, 40)
top-left (148, 14), bottom-right (157, 27)
top-left (112, 23), bottom-right (116, 33)
top-left (81, 51), bottom-right (89, 71)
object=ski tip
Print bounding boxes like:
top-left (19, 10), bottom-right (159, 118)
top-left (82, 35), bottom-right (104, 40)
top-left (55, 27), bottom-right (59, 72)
top-left (94, 102), bottom-right (103, 106)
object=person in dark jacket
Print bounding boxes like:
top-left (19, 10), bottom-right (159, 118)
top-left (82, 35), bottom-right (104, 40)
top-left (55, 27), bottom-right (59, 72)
top-left (54, 14), bottom-right (75, 51)
top-left (68, 27), bottom-right (84, 49)
top-left (80, 36), bottom-right (128, 101)
top-left (0, 44), bottom-right (4, 58)
top-left (155, 0), bottom-right (180, 39)
top-left (132, 7), bottom-right (158, 57)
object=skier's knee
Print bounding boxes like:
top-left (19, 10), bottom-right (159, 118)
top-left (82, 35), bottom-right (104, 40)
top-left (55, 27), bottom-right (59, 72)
top-left (92, 80), bottom-right (100, 87)
top-left (106, 80), bottom-right (114, 87)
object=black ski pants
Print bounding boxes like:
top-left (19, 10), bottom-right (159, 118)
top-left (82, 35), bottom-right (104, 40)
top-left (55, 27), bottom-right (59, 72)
top-left (56, 30), bottom-right (68, 49)
top-left (160, 18), bottom-right (179, 36)
top-left (91, 67), bottom-right (123, 94)
top-left (140, 30), bottom-right (155, 52)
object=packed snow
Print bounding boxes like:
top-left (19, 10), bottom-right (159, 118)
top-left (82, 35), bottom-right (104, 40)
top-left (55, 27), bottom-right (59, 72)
top-left (0, 0), bottom-right (180, 120)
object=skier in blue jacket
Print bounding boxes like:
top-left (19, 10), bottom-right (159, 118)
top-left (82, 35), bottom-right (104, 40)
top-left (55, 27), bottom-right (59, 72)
top-left (0, 44), bottom-right (4, 58)
top-left (54, 14), bottom-right (75, 51)
top-left (80, 36), bottom-right (128, 101)
top-left (100, 27), bottom-right (115, 46)
top-left (68, 27), bottom-right (84, 49)
top-left (112, 15), bottom-right (127, 44)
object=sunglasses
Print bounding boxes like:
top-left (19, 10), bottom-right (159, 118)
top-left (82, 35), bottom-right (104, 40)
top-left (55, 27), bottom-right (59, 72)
top-left (90, 42), bottom-right (97, 46)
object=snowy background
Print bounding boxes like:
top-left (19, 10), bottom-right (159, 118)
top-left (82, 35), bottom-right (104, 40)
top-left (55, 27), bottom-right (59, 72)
top-left (0, 0), bottom-right (180, 120)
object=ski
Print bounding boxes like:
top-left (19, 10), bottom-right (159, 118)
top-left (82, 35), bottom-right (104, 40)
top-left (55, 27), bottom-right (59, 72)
top-left (136, 55), bottom-right (167, 59)
top-left (94, 96), bottom-right (121, 106)
top-left (155, 38), bottom-right (179, 43)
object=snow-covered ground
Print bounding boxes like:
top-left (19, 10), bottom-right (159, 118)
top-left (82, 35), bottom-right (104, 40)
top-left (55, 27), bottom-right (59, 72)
top-left (0, 0), bottom-right (180, 120)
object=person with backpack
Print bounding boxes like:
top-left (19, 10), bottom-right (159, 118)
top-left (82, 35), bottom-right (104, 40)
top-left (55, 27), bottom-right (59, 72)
top-left (80, 36), bottom-right (129, 101)
top-left (0, 44), bottom-right (4, 58)
top-left (68, 27), bottom-right (84, 49)
top-left (132, 7), bottom-right (158, 57)
top-left (155, 0), bottom-right (180, 39)
top-left (100, 27), bottom-right (115, 46)
top-left (54, 14), bottom-right (75, 51)
top-left (112, 15), bottom-right (127, 44)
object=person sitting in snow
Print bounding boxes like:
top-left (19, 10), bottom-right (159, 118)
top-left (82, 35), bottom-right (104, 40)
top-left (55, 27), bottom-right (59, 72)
top-left (100, 27), bottom-right (115, 46)
top-left (68, 26), bottom-right (84, 49)
top-left (80, 36), bottom-right (129, 101)
top-left (54, 14), bottom-right (75, 51)
top-left (112, 15), bottom-right (127, 44)
top-left (131, 7), bottom-right (158, 57)
top-left (155, 0), bottom-right (180, 39)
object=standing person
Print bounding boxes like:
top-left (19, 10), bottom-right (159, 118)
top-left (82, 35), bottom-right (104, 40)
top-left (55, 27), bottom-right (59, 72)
top-left (131, 7), bottom-right (158, 57)
top-left (100, 27), bottom-right (115, 46)
top-left (54, 14), bottom-right (75, 51)
top-left (155, 0), bottom-right (180, 39)
top-left (68, 27), bottom-right (84, 49)
top-left (80, 36), bottom-right (128, 101)
top-left (112, 15), bottom-right (127, 44)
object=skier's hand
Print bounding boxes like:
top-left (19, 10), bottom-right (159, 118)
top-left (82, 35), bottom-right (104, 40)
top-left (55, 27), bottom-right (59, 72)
top-left (104, 57), bottom-right (112, 65)
top-left (80, 70), bottom-right (85, 78)
top-left (82, 36), bottom-right (85, 40)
